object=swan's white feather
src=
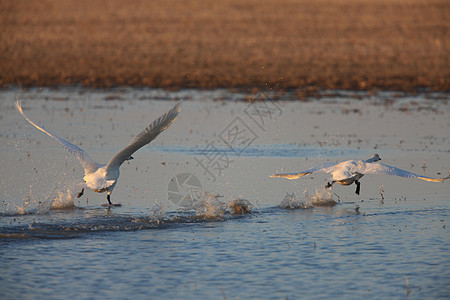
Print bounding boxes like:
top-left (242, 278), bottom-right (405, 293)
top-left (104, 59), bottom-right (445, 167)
top-left (270, 162), bottom-right (337, 179)
top-left (271, 154), bottom-right (448, 183)
top-left (364, 163), bottom-right (447, 182)
top-left (106, 102), bottom-right (180, 173)
top-left (16, 101), bottom-right (100, 174)
top-left (16, 101), bottom-right (181, 204)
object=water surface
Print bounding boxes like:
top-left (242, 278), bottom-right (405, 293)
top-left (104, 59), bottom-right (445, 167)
top-left (1, 88), bottom-right (449, 299)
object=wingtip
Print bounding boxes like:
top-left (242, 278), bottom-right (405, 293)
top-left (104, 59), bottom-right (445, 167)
top-left (418, 176), bottom-right (449, 183)
top-left (270, 174), bottom-right (288, 179)
top-left (269, 173), bottom-right (306, 180)
top-left (173, 101), bottom-right (182, 114)
top-left (15, 100), bottom-right (23, 113)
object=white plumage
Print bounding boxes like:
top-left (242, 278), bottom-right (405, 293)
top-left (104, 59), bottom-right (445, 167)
top-left (270, 154), bottom-right (448, 195)
top-left (16, 101), bottom-right (180, 206)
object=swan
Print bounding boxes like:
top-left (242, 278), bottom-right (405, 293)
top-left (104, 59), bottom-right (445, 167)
top-left (270, 154), bottom-right (449, 195)
top-left (16, 101), bottom-right (180, 206)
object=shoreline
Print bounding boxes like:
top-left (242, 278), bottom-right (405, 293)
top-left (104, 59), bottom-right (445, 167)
top-left (4, 85), bottom-right (448, 102)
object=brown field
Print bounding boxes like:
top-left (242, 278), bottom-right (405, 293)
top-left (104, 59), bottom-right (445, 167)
top-left (0, 0), bottom-right (449, 91)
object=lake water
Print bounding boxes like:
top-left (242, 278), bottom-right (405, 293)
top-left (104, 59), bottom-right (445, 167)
top-left (1, 88), bottom-right (449, 299)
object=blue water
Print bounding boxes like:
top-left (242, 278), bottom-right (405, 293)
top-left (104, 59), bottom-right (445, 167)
top-left (149, 144), bottom-right (361, 158)
top-left (1, 200), bottom-right (449, 299)
top-left (1, 88), bottom-right (449, 299)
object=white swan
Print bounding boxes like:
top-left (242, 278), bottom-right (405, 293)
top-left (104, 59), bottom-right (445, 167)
top-left (270, 154), bottom-right (449, 195)
top-left (16, 101), bottom-right (180, 206)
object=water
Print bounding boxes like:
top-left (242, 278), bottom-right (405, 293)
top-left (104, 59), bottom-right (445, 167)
top-left (1, 200), bottom-right (449, 299)
top-left (1, 88), bottom-right (449, 299)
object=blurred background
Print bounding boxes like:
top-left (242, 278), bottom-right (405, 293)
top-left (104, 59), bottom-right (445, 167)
top-left (1, 0), bottom-right (449, 91)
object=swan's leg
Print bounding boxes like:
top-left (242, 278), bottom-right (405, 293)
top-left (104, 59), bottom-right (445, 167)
top-left (77, 188), bottom-right (84, 198)
top-left (106, 194), bottom-right (112, 206)
top-left (325, 181), bottom-right (336, 189)
top-left (355, 180), bottom-right (361, 195)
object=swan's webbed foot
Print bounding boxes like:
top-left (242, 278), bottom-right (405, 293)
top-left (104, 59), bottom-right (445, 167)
top-left (355, 180), bottom-right (361, 195)
top-left (101, 194), bottom-right (122, 207)
top-left (77, 188), bottom-right (84, 198)
top-left (104, 194), bottom-right (121, 207)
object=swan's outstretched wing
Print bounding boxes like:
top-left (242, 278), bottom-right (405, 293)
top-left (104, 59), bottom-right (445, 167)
top-left (16, 101), bottom-right (100, 174)
top-left (364, 163), bottom-right (449, 182)
top-left (106, 102), bottom-right (181, 172)
top-left (270, 163), bottom-right (338, 180)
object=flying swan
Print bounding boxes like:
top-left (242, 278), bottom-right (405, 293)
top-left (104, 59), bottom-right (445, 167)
top-left (16, 101), bottom-right (180, 206)
top-left (270, 154), bottom-right (449, 195)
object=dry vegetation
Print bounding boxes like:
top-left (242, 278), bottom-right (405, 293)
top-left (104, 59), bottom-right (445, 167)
top-left (0, 0), bottom-right (448, 91)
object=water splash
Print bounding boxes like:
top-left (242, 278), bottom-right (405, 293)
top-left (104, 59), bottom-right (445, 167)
top-left (192, 193), bottom-right (226, 218)
top-left (144, 201), bottom-right (171, 224)
top-left (280, 189), bottom-right (337, 210)
top-left (280, 192), bottom-right (311, 210)
top-left (0, 190), bottom-right (258, 239)
top-left (229, 198), bottom-right (253, 215)
top-left (308, 188), bottom-right (337, 207)
top-left (2, 184), bottom-right (77, 216)
top-left (174, 193), bottom-right (256, 219)
top-left (50, 189), bottom-right (76, 210)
